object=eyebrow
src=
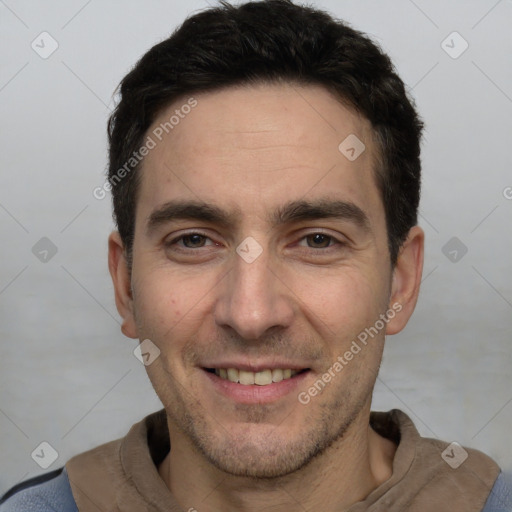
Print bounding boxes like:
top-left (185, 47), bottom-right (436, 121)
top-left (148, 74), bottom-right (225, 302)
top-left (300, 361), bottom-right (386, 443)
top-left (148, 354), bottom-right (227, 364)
top-left (271, 199), bottom-right (370, 232)
top-left (146, 201), bottom-right (239, 235)
top-left (145, 198), bottom-right (370, 235)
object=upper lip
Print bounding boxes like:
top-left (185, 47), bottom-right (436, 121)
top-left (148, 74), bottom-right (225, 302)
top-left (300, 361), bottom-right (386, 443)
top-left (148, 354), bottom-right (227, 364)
top-left (201, 361), bottom-right (310, 373)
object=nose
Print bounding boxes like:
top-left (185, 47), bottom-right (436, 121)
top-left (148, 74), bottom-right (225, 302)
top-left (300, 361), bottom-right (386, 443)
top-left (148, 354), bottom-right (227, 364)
top-left (213, 246), bottom-right (295, 341)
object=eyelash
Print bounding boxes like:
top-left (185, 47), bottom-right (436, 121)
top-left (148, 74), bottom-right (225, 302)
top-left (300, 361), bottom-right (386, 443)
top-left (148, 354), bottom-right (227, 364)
top-left (165, 231), bottom-right (216, 251)
top-left (165, 230), bottom-right (345, 253)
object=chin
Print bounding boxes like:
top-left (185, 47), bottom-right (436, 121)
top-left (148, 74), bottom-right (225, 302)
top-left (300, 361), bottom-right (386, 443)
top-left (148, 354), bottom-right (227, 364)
top-left (188, 416), bottom-right (348, 479)
top-left (202, 438), bottom-right (314, 479)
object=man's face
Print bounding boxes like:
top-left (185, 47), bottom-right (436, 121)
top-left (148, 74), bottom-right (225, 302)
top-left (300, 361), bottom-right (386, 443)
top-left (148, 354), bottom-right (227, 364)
top-left (117, 83), bottom-right (407, 477)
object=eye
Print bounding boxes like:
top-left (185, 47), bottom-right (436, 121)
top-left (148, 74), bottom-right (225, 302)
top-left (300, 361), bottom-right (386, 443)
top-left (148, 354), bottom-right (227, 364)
top-left (298, 232), bottom-right (340, 249)
top-left (303, 233), bottom-right (334, 249)
top-left (181, 233), bottom-right (209, 248)
top-left (165, 232), bottom-right (216, 250)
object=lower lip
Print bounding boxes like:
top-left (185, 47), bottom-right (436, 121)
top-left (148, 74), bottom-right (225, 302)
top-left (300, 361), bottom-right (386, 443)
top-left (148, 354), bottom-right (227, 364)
top-left (202, 369), bottom-right (310, 404)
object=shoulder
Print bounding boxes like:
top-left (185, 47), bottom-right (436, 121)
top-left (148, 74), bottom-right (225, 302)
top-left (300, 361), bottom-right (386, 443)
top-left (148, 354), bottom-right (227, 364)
top-left (483, 472), bottom-right (512, 512)
top-left (0, 468), bottom-right (78, 512)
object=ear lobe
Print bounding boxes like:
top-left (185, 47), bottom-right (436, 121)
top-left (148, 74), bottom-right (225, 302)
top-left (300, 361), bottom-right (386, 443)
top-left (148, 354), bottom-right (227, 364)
top-left (386, 226), bottom-right (424, 335)
top-left (108, 231), bottom-right (138, 339)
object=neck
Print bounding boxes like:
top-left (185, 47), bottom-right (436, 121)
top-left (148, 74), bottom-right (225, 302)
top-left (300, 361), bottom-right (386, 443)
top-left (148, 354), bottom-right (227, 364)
top-left (158, 406), bottom-right (397, 512)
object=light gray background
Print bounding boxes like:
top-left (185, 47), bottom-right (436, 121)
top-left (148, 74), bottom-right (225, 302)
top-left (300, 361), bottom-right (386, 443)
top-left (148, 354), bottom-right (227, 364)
top-left (1, 0), bottom-right (511, 494)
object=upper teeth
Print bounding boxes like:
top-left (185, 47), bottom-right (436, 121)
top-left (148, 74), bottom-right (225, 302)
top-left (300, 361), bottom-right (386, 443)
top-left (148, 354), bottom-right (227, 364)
top-left (214, 368), bottom-right (299, 386)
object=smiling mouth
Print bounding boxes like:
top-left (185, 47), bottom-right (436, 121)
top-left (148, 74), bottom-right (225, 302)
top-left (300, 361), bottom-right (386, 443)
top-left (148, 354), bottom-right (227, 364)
top-left (204, 368), bottom-right (309, 386)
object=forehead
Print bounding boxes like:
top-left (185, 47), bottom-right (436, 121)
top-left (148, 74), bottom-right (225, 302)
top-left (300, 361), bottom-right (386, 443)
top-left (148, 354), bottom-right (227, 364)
top-left (136, 83), bottom-right (382, 228)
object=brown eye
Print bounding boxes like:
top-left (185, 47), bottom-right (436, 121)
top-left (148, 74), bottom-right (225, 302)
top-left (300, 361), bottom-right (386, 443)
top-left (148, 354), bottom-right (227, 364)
top-left (181, 234), bottom-right (207, 248)
top-left (305, 233), bottom-right (332, 248)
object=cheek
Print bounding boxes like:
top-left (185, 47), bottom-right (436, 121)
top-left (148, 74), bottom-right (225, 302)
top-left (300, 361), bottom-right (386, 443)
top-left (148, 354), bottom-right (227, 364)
top-left (293, 266), bottom-right (389, 339)
top-left (131, 267), bottom-right (213, 341)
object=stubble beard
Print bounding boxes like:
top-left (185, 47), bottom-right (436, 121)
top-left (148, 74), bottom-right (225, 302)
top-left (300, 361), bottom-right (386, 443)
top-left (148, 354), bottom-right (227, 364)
top-left (157, 366), bottom-right (373, 480)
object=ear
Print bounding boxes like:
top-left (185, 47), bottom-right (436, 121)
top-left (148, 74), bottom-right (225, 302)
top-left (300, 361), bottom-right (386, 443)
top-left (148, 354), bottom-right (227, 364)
top-left (386, 225), bottom-right (424, 335)
top-left (108, 231), bottom-right (138, 339)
